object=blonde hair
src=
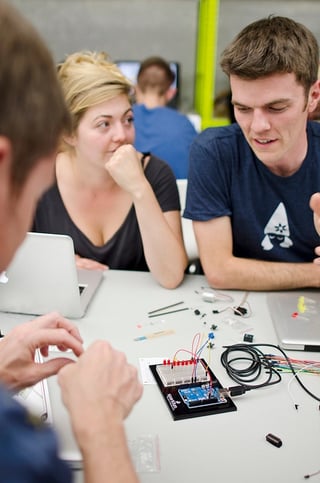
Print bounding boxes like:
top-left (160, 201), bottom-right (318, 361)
top-left (57, 51), bottom-right (133, 149)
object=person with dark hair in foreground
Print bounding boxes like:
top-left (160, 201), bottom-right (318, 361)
top-left (0, 2), bottom-right (142, 482)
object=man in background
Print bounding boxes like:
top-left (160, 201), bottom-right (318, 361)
top-left (133, 56), bottom-right (198, 179)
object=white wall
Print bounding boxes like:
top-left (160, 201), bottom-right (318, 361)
top-left (9, 0), bottom-right (199, 112)
top-left (9, 0), bottom-right (320, 112)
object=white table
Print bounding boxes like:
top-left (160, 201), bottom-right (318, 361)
top-left (1, 270), bottom-right (320, 483)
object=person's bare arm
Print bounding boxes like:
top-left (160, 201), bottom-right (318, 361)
top-left (133, 190), bottom-right (187, 288)
top-left (0, 312), bottom-right (84, 391)
top-left (58, 340), bottom-right (143, 483)
top-left (194, 216), bottom-right (320, 291)
top-left (310, 193), bottom-right (320, 234)
top-left (75, 254), bottom-right (108, 271)
top-left (310, 193), bottom-right (320, 263)
top-left (106, 145), bottom-right (188, 288)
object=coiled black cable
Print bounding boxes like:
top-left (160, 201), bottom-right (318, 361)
top-left (220, 343), bottom-right (281, 390)
top-left (220, 343), bottom-right (320, 401)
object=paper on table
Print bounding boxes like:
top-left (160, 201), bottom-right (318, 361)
top-left (14, 350), bottom-right (52, 424)
top-left (139, 357), bottom-right (166, 384)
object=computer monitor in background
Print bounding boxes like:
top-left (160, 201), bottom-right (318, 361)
top-left (116, 60), bottom-right (180, 108)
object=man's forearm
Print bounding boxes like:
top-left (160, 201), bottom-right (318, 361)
top-left (203, 258), bottom-right (320, 291)
top-left (79, 419), bottom-right (138, 483)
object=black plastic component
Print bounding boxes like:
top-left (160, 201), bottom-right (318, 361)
top-left (266, 433), bottom-right (282, 448)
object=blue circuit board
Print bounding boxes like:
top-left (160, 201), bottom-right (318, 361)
top-left (178, 384), bottom-right (227, 408)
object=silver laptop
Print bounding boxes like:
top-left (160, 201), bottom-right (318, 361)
top-left (0, 232), bottom-right (103, 318)
top-left (267, 290), bottom-right (320, 351)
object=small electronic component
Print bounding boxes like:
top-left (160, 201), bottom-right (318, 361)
top-left (197, 288), bottom-right (234, 304)
top-left (201, 290), bottom-right (218, 302)
top-left (266, 433), bottom-right (282, 448)
top-left (234, 306), bottom-right (247, 316)
top-left (243, 333), bottom-right (254, 342)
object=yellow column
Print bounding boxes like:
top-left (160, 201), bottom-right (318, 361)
top-left (195, 0), bottom-right (229, 129)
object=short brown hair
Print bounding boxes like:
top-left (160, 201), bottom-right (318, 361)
top-left (0, 1), bottom-right (70, 194)
top-left (137, 56), bottom-right (175, 95)
top-left (220, 16), bottom-right (319, 97)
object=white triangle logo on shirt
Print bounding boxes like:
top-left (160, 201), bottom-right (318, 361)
top-left (261, 202), bottom-right (293, 251)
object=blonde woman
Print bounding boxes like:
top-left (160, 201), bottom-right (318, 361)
top-left (33, 51), bottom-right (188, 288)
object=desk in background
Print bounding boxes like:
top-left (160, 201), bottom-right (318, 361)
top-left (0, 270), bottom-right (319, 483)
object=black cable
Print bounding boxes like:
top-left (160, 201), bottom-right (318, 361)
top-left (221, 343), bottom-right (320, 402)
top-left (220, 343), bottom-right (281, 391)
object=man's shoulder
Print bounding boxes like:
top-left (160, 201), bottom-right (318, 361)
top-left (133, 103), bottom-right (171, 121)
top-left (308, 120), bottom-right (320, 138)
top-left (132, 103), bottom-right (147, 115)
top-left (0, 385), bottom-right (72, 482)
top-left (133, 103), bottom-right (189, 121)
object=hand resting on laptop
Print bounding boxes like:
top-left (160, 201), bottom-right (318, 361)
top-left (75, 254), bottom-right (109, 271)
